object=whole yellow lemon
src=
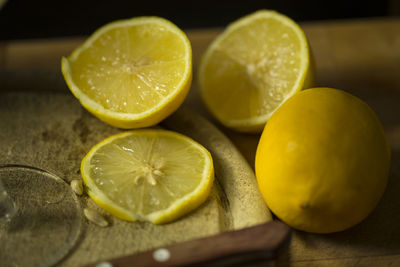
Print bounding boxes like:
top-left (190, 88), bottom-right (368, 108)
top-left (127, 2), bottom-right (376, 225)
top-left (255, 88), bottom-right (391, 233)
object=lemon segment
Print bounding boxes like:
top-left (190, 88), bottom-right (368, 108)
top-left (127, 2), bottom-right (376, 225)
top-left (81, 129), bottom-right (214, 224)
top-left (198, 10), bottom-right (314, 132)
top-left (62, 17), bottom-right (192, 129)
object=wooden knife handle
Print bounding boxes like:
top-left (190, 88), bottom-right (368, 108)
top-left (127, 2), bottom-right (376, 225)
top-left (84, 221), bottom-right (290, 267)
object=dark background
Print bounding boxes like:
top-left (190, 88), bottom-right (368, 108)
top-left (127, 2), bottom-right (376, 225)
top-left (0, 0), bottom-right (399, 40)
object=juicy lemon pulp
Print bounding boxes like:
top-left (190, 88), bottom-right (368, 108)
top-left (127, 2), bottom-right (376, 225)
top-left (81, 129), bottom-right (214, 224)
top-left (198, 10), bottom-right (313, 132)
top-left (62, 17), bottom-right (192, 129)
top-left (70, 26), bottom-right (187, 114)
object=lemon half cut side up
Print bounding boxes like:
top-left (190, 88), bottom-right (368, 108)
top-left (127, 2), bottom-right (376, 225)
top-left (198, 10), bottom-right (314, 132)
top-left (62, 16), bottom-right (192, 129)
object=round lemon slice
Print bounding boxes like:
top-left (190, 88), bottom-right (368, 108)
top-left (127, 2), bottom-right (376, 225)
top-left (62, 17), bottom-right (192, 129)
top-left (81, 129), bottom-right (214, 224)
top-left (198, 10), bottom-right (314, 132)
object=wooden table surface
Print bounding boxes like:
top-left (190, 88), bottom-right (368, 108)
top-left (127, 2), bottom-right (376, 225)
top-left (1, 17), bottom-right (400, 266)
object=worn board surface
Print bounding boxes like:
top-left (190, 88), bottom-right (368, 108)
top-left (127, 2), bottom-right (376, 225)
top-left (0, 25), bottom-right (273, 267)
top-left (1, 17), bottom-right (400, 266)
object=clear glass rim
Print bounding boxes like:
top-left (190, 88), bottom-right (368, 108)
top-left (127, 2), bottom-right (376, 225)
top-left (0, 163), bottom-right (83, 266)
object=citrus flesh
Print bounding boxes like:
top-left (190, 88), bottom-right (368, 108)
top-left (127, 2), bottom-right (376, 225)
top-left (62, 16), bottom-right (192, 129)
top-left (198, 10), bottom-right (314, 132)
top-left (81, 129), bottom-right (214, 224)
top-left (255, 88), bottom-right (390, 233)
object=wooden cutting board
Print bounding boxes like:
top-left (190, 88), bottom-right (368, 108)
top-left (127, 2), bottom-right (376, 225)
top-left (1, 17), bottom-right (400, 266)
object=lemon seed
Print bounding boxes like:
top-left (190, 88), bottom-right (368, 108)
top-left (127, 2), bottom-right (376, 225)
top-left (84, 208), bottom-right (109, 227)
top-left (71, 179), bottom-right (84, 195)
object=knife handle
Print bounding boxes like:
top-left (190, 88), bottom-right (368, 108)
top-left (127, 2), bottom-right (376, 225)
top-left (84, 220), bottom-right (290, 267)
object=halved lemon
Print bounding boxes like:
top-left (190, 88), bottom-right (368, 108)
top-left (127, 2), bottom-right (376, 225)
top-left (62, 16), bottom-right (192, 129)
top-left (198, 10), bottom-right (314, 132)
top-left (81, 129), bottom-right (214, 224)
